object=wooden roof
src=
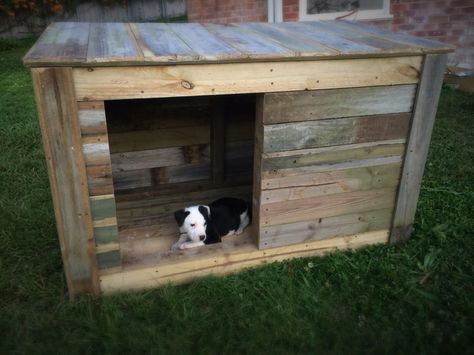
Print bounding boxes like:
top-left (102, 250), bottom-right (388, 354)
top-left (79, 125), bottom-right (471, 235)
top-left (23, 21), bottom-right (454, 67)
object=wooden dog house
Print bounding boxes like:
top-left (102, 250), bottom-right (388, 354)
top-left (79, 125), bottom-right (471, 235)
top-left (24, 21), bottom-right (452, 298)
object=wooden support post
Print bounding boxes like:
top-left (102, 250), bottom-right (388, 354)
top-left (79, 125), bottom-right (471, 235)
top-left (32, 67), bottom-right (100, 298)
top-left (252, 95), bottom-right (265, 246)
top-left (211, 97), bottom-right (226, 185)
top-left (390, 54), bottom-right (448, 243)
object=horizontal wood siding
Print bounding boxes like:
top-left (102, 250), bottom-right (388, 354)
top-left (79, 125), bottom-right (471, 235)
top-left (78, 101), bottom-right (121, 270)
top-left (257, 86), bottom-right (414, 249)
top-left (72, 56), bottom-right (422, 101)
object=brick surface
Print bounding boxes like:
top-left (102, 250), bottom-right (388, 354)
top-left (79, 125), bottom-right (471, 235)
top-left (187, 0), bottom-right (267, 23)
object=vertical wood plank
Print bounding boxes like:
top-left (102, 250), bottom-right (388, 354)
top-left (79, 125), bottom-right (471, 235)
top-left (390, 54), bottom-right (448, 243)
top-left (252, 95), bottom-right (265, 245)
top-left (211, 97), bottom-right (226, 185)
top-left (31, 67), bottom-right (100, 298)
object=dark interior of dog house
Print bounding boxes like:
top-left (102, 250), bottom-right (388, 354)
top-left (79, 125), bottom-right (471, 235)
top-left (104, 94), bottom-right (256, 266)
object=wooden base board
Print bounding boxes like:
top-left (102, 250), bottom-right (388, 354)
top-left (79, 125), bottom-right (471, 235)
top-left (100, 229), bottom-right (389, 294)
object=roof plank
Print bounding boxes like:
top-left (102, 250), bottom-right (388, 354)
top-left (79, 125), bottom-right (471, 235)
top-left (23, 21), bottom-right (454, 67)
top-left (333, 20), bottom-right (455, 52)
top-left (87, 23), bottom-right (142, 63)
top-left (130, 23), bottom-right (197, 62)
top-left (241, 22), bottom-right (337, 56)
top-left (308, 21), bottom-right (420, 53)
top-left (278, 22), bottom-right (377, 53)
top-left (24, 22), bottom-right (89, 64)
top-left (205, 23), bottom-right (294, 58)
top-left (168, 23), bottom-right (243, 60)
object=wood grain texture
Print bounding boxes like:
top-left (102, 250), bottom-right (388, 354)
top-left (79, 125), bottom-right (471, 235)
top-left (334, 21), bottom-right (454, 53)
top-left (168, 23), bottom-right (241, 60)
top-left (262, 159), bottom-right (402, 190)
top-left (263, 113), bottom-right (411, 153)
top-left (252, 95), bottom-right (265, 245)
top-left (261, 163), bottom-right (401, 204)
top-left (205, 23), bottom-right (292, 58)
top-left (259, 209), bottom-right (392, 248)
top-left (260, 187), bottom-right (397, 227)
top-left (130, 23), bottom-right (195, 61)
top-left (31, 67), bottom-right (99, 298)
top-left (23, 21), bottom-right (453, 67)
top-left (87, 23), bottom-right (141, 63)
top-left (278, 21), bottom-right (378, 53)
top-left (306, 21), bottom-right (415, 52)
top-left (263, 85), bottom-right (416, 124)
top-left (391, 54), bottom-right (448, 243)
top-left (72, 56), bottom-right (422, 101)
top-left (110, 145), bottom-right (210, 173)
top-left (24, 22), bottom-right (90, 65)
top-left (100, 230), bottom-right (389, 294)
top-left (262, 140), bottom-right (405, 171)
top-left (240, 22), bottom-right (335, 55)
top-left (78, 102), bottom-right (107, 135)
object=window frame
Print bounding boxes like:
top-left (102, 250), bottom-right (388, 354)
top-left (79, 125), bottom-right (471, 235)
top-left (298, 0), bottom-right (392, 21)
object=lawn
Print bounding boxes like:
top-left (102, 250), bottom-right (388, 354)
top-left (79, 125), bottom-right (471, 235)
top-left (0, 38), bottom-right (473, 355)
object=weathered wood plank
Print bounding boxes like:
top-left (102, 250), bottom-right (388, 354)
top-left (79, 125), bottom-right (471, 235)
top-left (130, 23), bottom-right (196, 61)
top-left (211, 98), bottom-right (226, 185)
top-left (86, 164), bottom-right (114, 196)
top-left (205, 24), bottom-right (292, 58)
top-left (90, 194), bottom-right (117, 221)
top-left (82, 140), bottom-right (110, 166)
top-left (24, 22), bottom-right (90, 64)
top-left (96, 250), bottom-right (121, 270)
top-left (263, 113), bottom-right (411, 153)
top-left (113, 162), bottom-right (210, 191)
top-left (78, 102), bottom-right (107, 135)
top-left (168, 23), bottom-right (242, 60)
top-left (252, 95), bottom-right (265, 245)
top-left (110, 145), bottom-right (210, 173)
top-left (262, 155), bottom-right (402, 183)
top-left (259, 209), bottom-right (393, 249)
top-left (72, 56), bottom-right (422, 101)
top-left (94, 225), bottom-right (119, 245)
top-left (307, 21), bottom-right (416, 52)
top-left (334, 20), bottom-right (454, 53)
top-left (279, 21), bottom-right (377, 53)
top-left (263, 85), bottom-right (416, 124)
top-left (100, 230), bottom-right (389, 294)
top-left (261, 163), bottom-right (401, 204)
top-left (263, 140), bottom-right (405, 171)
top-left (31, 67), bottom-right (99, 297)
top-left (87, 23), bottom-right (141, 63)
top-left (391, 54), bottom-right (448, 243)
top-left (241, 22), bottom-right (335, 55)
top-left (108, 126), bottom-right (210, 153)
top-left (260, 187), bottom-right (397, 227)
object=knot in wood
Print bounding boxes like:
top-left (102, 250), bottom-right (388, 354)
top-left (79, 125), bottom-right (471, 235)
top-left (181, 80), bottom-right (194, 90)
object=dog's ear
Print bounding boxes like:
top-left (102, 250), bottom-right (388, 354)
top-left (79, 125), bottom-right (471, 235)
top-left (174, 209), bottom-right (190, 227)
top-left (198, 205), bottom-right (211, 221)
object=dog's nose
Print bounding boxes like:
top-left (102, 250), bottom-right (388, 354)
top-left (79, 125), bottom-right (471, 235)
top-left (199, 235), bottom-right (206, 241)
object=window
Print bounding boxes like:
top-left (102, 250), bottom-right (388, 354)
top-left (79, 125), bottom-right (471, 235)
top-left (299, 0), bottom-right (392, 21)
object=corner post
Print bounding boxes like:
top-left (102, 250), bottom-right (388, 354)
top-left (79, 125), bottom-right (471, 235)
top-left (31, 67), bottom-right (100, 298)
top-left (390, 54), bottom-right (448, 243)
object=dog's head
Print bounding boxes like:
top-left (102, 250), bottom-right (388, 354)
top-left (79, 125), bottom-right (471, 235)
top-left (174, 205), bottom-right (211, 243)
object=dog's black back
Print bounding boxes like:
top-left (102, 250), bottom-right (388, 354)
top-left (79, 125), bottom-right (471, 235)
top-left (200, 198), bottom-right (249, 244)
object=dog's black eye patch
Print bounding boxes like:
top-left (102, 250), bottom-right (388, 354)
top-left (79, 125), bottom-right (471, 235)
top-left (174, 209), bottom-right (190, 227)
top-left (198, 205), bottom-right (209, 220)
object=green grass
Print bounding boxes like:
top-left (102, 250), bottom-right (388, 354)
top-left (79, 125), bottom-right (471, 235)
top-left (1, 39), bottom-right (473, 355)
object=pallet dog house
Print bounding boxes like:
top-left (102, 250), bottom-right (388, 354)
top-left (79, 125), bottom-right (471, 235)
top-left (24, 21), bottom-right (452, 297)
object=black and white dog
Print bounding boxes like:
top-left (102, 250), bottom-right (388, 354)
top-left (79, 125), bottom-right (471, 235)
top-left (171, 197), bottom-right (251, 250)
